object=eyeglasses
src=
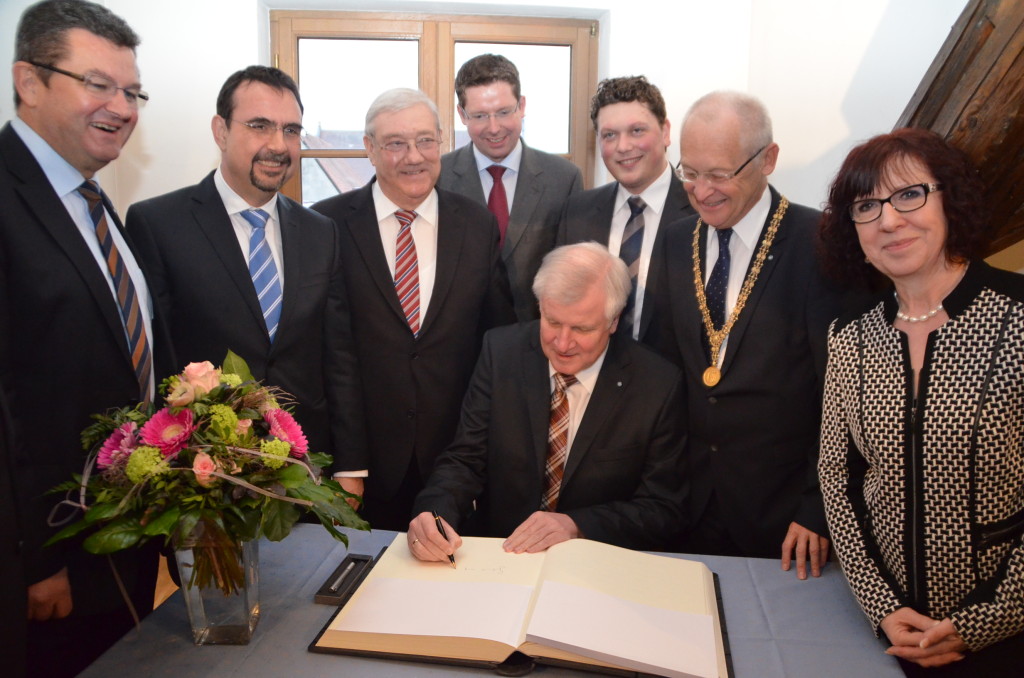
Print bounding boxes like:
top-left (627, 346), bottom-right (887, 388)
top-left (847, 183), bottom-right (942, 224)
top-left (676, 145), bottom-right (767, 185)
top-left (460, 101), bottom-right (521, 125)
top-left (371, 136), bottom-right (441, 155)
top-left (28, 60), bottom-right (148, 107)
top-left (231, 119), bottom-right (304, 139)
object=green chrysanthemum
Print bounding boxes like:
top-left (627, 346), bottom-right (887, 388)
top-left (125, 446), bottom-right (169, 484)
top-left (260, 438), bottom-right (291, 469)
top-left (208, 404), bottom-right (239, 441)
top-left (220, 373), bottom-right (242, 387)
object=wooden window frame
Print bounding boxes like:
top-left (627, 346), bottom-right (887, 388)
top-left (271, 10), bottom-right (599, 203)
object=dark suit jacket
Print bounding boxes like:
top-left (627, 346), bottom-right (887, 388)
top-left (125, 171), bottom-right (367, 467)
top-left (413, 322), bottom-right (687, 551)
top-left (649, 186), bottom-right (842, 557)
top-left (557, 172), bottom-right (696, 342)
top-left (0, 388), bottom-right (26, 677)
top-left (439, 142), bottom-right (582, 321)
top-left (0, 122), bottom-right (165, 618)
top-left (312, 182), bottom-right (516, 505)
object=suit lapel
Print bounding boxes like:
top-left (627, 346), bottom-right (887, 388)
top-left (525, 331), bottom-right (553, 476)
top-left (2, 125), bottom-right (132, 363)
top-left (345, 183), bottom-right (409, 327)
top-left (189, 174), bottom-right (269, 336)
top-left (720, 185), bottom-right (787, 374)
top-left (640, 173), bottom-right (694, 339)
top-left (505, 143), bottom-right (542, 257)
top-left (562, 335), bottom-right (631, 487)
top-left (450, 144), bottom-right (485, 199)
top-left (420, 189), bottom-right (464, 336)
top-left (682, 221), bottom-right (713, 371)
top-left (275, 195), bottom-right (304, 348)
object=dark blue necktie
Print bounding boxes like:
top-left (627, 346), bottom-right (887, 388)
top-left (706, 228), bottom-right (733, 330)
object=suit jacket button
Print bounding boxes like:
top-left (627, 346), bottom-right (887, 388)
top-left (411, 352), bottom-right (419, 360)
top-left (708, 396), bottom-right (717, 405)
top-left (406, 409), bottom-right (416, 419)
top-left (710, 444), bottom-right (719, 453)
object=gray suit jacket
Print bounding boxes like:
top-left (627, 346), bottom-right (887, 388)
top-left (557, 172), bottom-right (696, 343)
top-left (439, 141), bottom-right (582, 321)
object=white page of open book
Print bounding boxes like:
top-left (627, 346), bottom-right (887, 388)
top-left (525, 579), bottom-right (718, 678)
top-left (329, 535), bottom-right (546, 647)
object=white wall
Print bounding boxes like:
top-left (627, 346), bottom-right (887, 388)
top-left (1, 0), bottom-right (968, 213)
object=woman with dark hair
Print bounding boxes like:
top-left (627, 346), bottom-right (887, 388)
top-left (818, 127), bottom-right (1024, 676)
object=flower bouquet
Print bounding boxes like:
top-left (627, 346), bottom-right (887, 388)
top-left (48, 351), bottom-right (367, 643)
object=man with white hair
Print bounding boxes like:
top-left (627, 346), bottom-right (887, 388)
top-left (408, 242), bottom-right (686, 559)
top-left (651, 91), bottom-right (841, 578)
top-left (313, 88), bottom-right (515, 531)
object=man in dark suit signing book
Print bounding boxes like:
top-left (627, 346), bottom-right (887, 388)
top-left (408, 242), bottom-right (686, 560)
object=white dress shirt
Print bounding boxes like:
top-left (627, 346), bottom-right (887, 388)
top-left (214, 167), bottom-right (285, 288)
top-left (473, 138), bottom-right (522, 211)
top-left (371, 182), bottom-right (440, 321)
top-left (702, 186), bottom-right (771, 365)
top-left (549, 347), bottom-right (608, 456)
top-left (607, 163), bottom-right (673, 340)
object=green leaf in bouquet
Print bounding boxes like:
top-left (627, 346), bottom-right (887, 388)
top-left (44, 519), bottom-right (94, 546)
top-left (276, 461), bottom-right (310, 488)
top-left (83, 519), bottom-right (143, 554)
top-left (305, 452), bottom-right (332, 470)
top-left (223, 505), bottom-right (261, 542)
top-left (85, 501), bottom-right (126, 523)
top-left (261, 499), bottom-right (300, 541)
top-left (141, 505), bottom-right (180, 536)
top-left (222, 349), bottom-right (255, 383)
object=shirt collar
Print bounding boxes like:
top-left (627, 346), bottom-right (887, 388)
top-left (614, 162), bottom-right (672, 217)
top-left (11, 115), bottom-right (92, 199)
top-left (715, 184), bottom-right (772, 250)
top-left (473, 137), bottom-right (523, 174)
top-left (214, 166), bottom-right (279, 218)
top-left (371, 180), bottom-right (438, 227)
top-left (548, 343), bottom-right (609, 395)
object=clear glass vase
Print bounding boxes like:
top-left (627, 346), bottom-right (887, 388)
top-left (174, 537), bottom-right (260, 645)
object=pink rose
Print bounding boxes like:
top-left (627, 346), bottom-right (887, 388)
top-left (97, 422), bottom-right (138, 469)
top-left (140, 407), bottom-right (195, 457)
top-left (180, 361), bottom-right (221, 395)
top-left (235, 419), bottom-right (252, 436)
top-left (166, 379), bottom-right (196, 407)
top-left (192, 452), bottom-right (217, 487)
top-left (264, 408), bottom-right (309, 457)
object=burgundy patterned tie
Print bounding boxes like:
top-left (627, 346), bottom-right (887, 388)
top-left (78, 180), bottom-right (153, 403)
top-left (541, 372), bottom-right (578, 511)
top-left (486, 165), bottom-right (509, 247)
top-left (394, 209), bottom-right (421, 336)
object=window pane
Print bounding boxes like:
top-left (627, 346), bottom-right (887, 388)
top-left (453, 42), bottom-right (572, 154)
top-left (300, 157), bottom-right (375, 206)
top-left (299, 39), bottom-right (419, 150)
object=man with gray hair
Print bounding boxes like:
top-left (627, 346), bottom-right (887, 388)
top-left (313, 88), bottom-right (515, 530)
top-left (650, 91), bottom-right (841, 578)
top-left (408, 242), bottom-right (686, 559)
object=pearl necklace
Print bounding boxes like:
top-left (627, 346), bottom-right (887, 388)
top-left (893, 291), bottom-right (943, 323)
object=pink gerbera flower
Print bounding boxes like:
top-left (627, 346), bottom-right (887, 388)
top-left (263, 409), bottom-right (308, 457)
top-left (97, 422), bottom-right (139, 469)
top-left (140, 407), bottom-right (195, 457)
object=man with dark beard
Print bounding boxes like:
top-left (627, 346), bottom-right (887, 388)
top-left (127, 66), bottom-right (366, 478)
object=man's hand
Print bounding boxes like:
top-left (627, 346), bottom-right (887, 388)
top-left (781, 521), bottom-right (829, 579)
top-left (503, 511), bottom-right (579, 553)
top-left (27, 567), bottom-right (72, 621)
top-left (407, 512), bottom-right (462, 563)
top-left (881, 608), bottom-right (967, 668)
top-left (337, 476), bottom-right (364, 510)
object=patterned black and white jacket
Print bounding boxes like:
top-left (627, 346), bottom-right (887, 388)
top-left (820, 261), bottom-right (1024, 651)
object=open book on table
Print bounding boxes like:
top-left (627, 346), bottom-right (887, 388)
top-left (310, 534), bottom-right (730, 678)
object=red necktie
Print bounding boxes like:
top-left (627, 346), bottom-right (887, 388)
top-left (394, 210), bottom-right (420, 336)
top-left (486, 165), bottom-right (509, 248)
top-left (541, 372), bottom-right (578, 511)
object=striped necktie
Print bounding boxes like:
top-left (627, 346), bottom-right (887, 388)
top-left (240, 208), bottom-right (282, 342)
top-left (541, 372), bottom-right (578, 512)
top-left (394, 209), bottom-right (421, 337)
top-left (618, 195), bottom-right (646, 336)
top-left (77, 180), bottom-right (152, 403)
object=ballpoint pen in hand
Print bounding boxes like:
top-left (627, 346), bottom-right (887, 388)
top-left (432, 511), bottom-right (457, 569)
